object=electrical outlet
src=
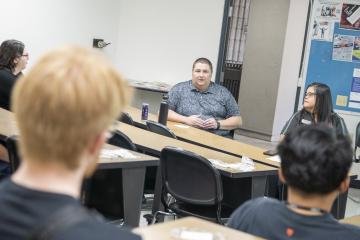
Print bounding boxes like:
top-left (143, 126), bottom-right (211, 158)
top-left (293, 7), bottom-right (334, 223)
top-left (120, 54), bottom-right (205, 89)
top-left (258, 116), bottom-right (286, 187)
top-left (93, 38), bottom-right (104, 48)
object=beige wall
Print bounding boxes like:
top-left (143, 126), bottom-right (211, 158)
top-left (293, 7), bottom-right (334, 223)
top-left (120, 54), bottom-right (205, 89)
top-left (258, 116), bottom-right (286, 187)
top-left (238, 0), bottom-right (290, 139)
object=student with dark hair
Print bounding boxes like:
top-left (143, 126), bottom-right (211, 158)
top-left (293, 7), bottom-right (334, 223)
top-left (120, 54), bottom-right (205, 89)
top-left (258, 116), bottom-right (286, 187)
top-left (0, 39), bottom-right (28, 111)
top-left (281, 82), bottom-right (348, 136)
top-left (0, 39), bottom-right (28, 177)
top-left (168, 57), bottom-right (242, 137)
top-left (228, 125), bottom-right (360, 239)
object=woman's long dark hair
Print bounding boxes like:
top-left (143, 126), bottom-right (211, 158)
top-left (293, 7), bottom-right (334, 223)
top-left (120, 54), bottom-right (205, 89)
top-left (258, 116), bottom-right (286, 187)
top-left (303, 82), bottom-right (333, 123)
top-left (0, 39), bottom-right (25, 71)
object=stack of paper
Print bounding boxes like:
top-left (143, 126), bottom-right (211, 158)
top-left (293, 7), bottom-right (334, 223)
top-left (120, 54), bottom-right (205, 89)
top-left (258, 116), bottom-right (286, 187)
top-left (100, 149), bottom-right (138, 159)
top-left (266, 155), bottom-right (281, 163)
top-left (209, 157), bottom-right (255, 172)
top-left (173, 124), bottom-right (190, 129)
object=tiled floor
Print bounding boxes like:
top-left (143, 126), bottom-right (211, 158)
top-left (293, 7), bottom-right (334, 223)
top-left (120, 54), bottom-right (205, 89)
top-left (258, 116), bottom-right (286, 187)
top-left (138, 134), bottom-right (360, 227)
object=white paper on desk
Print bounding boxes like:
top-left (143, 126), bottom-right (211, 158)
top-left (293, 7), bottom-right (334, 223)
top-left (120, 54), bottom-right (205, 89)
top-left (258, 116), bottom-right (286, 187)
top-left (100, 149), bottom-right (138, 159)
top-left (179, 231), bottom-right (213, 240)
top-left (173, 124), bottom-right (190, 129)
top-left (209, 157), bottom-right (255, 172)
top-left (266, 155), bottom-right (281, 163)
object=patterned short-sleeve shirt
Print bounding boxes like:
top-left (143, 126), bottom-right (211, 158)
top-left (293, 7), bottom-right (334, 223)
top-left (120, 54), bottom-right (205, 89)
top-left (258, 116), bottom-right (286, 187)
top-left (168, 80), bottom-right (240, 136)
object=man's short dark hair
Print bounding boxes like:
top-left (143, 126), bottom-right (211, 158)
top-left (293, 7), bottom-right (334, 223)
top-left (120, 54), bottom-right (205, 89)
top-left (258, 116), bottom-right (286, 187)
top-left (278, 124), bottom-right (352, 194)
top-left (192, 57), bottom-right (213, 73)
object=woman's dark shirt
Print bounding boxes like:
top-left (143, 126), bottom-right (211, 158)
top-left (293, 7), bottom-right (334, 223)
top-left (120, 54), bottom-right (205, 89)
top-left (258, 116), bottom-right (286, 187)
top-left (0, 67), bottom-right (21, 111)
top-left (281, 109), bottom-right (349, 136)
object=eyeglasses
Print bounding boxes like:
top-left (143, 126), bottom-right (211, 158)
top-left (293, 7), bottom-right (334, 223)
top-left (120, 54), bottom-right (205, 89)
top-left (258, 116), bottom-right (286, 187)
top-left (304, 92), bottom-right (316, 97)
top-left (22, 54), bottom-right (29, 58)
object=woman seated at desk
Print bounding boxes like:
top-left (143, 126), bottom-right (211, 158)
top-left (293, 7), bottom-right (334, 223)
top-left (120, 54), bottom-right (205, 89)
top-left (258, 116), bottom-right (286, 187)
top-left (0, 39), bottom-right (28, 177)
top-left (281, 82), bottom-right (348, 137)
top-left (267, 82), bottom-right (348, 199)
top-left (167, 57), bottom-right (242, 137)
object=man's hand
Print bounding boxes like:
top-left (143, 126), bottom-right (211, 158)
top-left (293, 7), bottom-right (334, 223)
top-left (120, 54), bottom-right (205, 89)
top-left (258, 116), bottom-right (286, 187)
top-left (203, 118), bottom-right (218, 129)
top-left (184, 115), bottom-right (205, 128)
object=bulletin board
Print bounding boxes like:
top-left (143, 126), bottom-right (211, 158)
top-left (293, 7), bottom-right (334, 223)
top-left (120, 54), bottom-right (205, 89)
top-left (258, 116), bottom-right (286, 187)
top-left (303, 0), bottom-right (360, 113)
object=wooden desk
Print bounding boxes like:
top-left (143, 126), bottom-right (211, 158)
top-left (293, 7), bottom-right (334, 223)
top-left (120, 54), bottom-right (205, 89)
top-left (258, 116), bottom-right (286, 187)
top-left (117, 123), bottom-right (276, 179)
top-left (0, 108), bottom-right (159, 227)
top-left (100, 144), bottom-right (158, 227)
top-left (0, 108), bottom-right (19, 137)
top-left (116, 123), bottom-right (277, 213)
top-left (125, 107), bottom-right (357, 219)
top-left (128, 79), bottom-right (171, 93)
top-left (125, 106), bottom-right (279, 168)
top-left (133, 217), bottom-right (264, 240)
top-left (340, 215), bottom-right (360, 226)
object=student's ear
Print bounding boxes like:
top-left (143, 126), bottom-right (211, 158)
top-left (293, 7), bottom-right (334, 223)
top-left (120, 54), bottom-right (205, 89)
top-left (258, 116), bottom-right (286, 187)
top-left (84, 131), bottom-right (107, 178)
top-left (338, 177), bottom-right (350, 194)
top-left (13, 57), bottom-right (19, 64)
top-left (88, 131), bottom-right (107, 156)
top-left (278, 168), bottom-right (286, 184)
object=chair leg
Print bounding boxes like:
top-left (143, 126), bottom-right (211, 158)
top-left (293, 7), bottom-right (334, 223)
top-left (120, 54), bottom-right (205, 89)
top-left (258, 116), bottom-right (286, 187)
top-left (151, 211), bottom-right (176, 224)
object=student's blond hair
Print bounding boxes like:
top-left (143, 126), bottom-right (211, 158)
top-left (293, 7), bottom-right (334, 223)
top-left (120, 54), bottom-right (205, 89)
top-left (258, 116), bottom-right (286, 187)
top-left (12, 46), bottom-right (131, 169)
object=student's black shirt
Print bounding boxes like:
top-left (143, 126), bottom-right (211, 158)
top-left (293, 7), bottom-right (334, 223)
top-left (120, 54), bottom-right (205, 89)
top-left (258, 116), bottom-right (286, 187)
top-left (0, 179), bottom-right (141, 240)
top-left (0, 68), bottom-right (21, 111)
top-left (281, 110), bottom-right (349, 136)
top-left (228, 197), bottom-right (360, 240)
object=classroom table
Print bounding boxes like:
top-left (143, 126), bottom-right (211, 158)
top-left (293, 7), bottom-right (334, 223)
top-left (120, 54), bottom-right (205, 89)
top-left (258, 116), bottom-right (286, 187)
top-left (99, 144), bottom-right (158, 227)
top-left (128, 79), bottom-right (171, 94)
top-left (340, 215), bottom-right (360, 227)
top-left (125, 106), bottom-right (279, 167)
top-left (0, 107), bottom-right (159, 227)
top-left (115, 123), bottom-right (277, 213)
top-left (124, 106), bottom-right (357, 219)
top-left (133, 217), bottom-right (264, 240)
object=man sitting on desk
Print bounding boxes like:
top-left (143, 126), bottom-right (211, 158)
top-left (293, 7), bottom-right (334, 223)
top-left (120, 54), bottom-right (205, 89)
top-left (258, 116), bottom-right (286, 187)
top-left (228, 125), bottom-right (360, 239)
top-left (168, 58), bottom-right (242, 137)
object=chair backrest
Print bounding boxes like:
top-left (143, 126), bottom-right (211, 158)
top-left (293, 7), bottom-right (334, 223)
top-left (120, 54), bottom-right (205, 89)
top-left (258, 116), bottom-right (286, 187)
top-left (160, 146), bottom-right (223, 206)
top-left (107, 130), bottom-right (137, 151)
top-left (5, 135), bottom-right (20, 173)
top-left (356, 121), bottom-right (360, 148)
top-left (355, 121), bottom-right (360, 161)
top-left (118, 112), bottom-right (134, 126)
top-left (146, 120), bottom-right (177, 139)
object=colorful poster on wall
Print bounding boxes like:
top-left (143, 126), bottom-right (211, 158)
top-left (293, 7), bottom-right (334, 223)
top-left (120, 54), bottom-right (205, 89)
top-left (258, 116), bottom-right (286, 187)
top-left (314, 0), bottom-right (342, 21)
top-left (353, 37), bottom-right (360, 61)
top-left (312, 1), bottom-right (341, 42)
top-left (349, 68), bottom-right (360, 109)
top-left (332, 34), bottom-right (355, 61)
top-left (340, 3), bottom-right (360, 30)
top-left (312, 20), bottom-right (335, 41)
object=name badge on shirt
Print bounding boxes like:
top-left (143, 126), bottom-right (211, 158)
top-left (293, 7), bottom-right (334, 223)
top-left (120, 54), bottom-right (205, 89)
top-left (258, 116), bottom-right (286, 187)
top-left (301, 119), bottom-right (312, 125)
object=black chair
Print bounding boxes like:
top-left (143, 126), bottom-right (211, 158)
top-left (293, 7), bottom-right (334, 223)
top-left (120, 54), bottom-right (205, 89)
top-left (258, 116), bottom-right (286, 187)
top-left (107, 130), bottom-right (137, 151)
top-left (229, 130), bottom-right (235, 139)
top-left (153, 146), bottom-right (235, 224)
top-left (355, 121), bottom-right (360, 162)
top-left (118, 112), bottom-right (135, 126)
top-left (84, 130), bottom-right (137, 221)
top-left (5, 135), bottom-right (20, 173)
top-left (146, 120), bottom-right (177, 139)
top-left (350, 121), bottom-right (360, 189)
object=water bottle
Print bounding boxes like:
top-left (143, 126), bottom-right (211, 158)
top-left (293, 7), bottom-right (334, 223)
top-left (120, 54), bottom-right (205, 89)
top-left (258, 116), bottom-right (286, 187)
top-left (158, 94), bottom-right (169, 126)
top-left (141, 103), bottom-right (149, 120)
